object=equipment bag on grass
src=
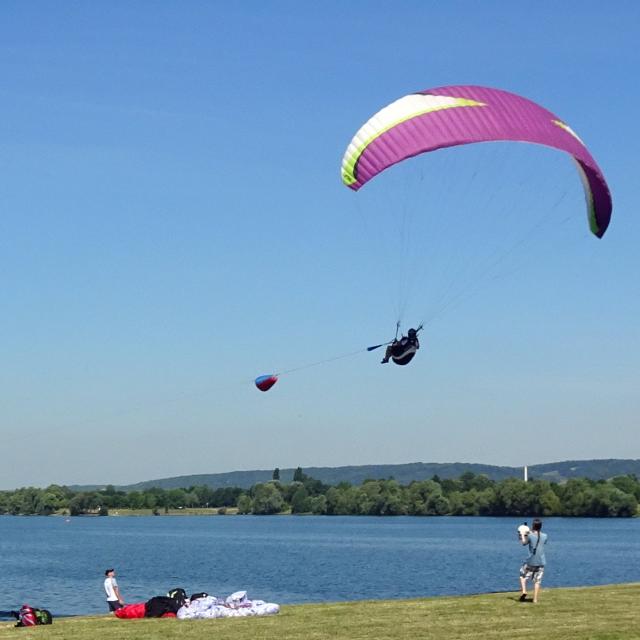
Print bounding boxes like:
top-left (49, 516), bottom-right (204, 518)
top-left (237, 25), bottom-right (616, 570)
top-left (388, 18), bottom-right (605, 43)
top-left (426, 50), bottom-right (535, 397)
top-left (15, 604), bottom-right (53, 627)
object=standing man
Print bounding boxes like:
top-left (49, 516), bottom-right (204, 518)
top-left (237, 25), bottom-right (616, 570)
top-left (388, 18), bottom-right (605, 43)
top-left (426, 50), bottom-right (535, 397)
top-left (104, 568), bottom-right (124, 611)
top-left (519, 518), bottom-right (548, 603)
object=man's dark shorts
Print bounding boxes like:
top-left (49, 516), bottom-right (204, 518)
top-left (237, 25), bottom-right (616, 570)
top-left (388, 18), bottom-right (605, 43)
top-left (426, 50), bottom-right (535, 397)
top-left (108, 600), bottom-right (123, 612)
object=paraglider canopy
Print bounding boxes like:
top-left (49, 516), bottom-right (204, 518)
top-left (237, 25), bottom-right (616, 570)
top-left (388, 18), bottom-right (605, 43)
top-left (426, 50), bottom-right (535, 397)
top-left (255, 375), bottom-right (278, 392)
top-left (341, 85), bottom-right (612, 237)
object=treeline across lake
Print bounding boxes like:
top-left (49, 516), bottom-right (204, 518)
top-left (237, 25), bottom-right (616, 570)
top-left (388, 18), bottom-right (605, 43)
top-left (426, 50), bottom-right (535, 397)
top-left (2, 468), bottom-right (639, 517)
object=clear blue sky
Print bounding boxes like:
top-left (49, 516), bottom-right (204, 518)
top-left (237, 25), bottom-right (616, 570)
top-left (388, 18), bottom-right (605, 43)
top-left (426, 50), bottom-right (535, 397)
top-left (1, 1), bottom-right (638, 488)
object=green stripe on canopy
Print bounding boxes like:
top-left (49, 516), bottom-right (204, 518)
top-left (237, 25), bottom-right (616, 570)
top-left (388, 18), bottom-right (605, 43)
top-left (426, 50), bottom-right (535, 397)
top-left (342, 96), bottom-right (485, 186)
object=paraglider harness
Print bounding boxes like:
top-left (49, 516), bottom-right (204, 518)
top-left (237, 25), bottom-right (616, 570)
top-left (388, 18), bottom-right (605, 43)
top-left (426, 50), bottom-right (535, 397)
top-left (144, 588), bottom-right (188, 618)
top-left (378, 324), bottom-right (422, 365)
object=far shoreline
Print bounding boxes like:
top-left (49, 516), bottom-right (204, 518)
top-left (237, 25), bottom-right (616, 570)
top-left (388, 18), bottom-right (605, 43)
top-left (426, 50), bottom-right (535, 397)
top-left (2, 508), bottom-right (639, 518)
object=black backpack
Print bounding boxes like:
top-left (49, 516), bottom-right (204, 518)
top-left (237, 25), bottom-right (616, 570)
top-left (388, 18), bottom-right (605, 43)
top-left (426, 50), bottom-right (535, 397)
top-left (167, 587), bottom-right (187, 607)
top-left (144, 596), bottom-right (181, 618)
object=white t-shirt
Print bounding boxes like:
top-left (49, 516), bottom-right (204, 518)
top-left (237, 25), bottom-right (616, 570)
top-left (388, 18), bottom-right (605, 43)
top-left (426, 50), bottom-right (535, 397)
top-left (104, 577), bottom-right (119, 601)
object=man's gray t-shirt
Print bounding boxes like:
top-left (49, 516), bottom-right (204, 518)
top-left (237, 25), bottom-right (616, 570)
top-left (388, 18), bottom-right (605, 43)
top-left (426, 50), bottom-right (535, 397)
top-left (525, 531), bottom-right (548, 566)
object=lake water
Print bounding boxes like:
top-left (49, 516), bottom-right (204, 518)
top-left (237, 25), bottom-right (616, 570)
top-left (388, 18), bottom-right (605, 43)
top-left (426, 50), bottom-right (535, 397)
top-left (1, 515), bottom-right (639, 617)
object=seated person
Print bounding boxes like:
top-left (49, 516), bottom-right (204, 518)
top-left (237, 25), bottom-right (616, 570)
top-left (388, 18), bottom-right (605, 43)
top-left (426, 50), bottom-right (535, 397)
top-left (381, 327), bottom-right (420, 365)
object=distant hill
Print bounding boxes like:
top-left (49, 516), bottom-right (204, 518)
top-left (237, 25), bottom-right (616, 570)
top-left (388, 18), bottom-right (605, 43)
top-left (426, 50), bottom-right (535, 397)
top-left (70, 459), bottom-right (640, 492)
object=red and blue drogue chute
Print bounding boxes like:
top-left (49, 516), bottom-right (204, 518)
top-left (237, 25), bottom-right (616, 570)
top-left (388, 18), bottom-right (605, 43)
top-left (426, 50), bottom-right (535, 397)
top-left (253, 344), bottom-right (379, 392)
top-left (255, 374), bottom-right (278, 392)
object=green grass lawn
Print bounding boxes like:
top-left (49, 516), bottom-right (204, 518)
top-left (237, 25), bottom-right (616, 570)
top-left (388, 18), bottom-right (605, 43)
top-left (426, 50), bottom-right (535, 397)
top-left (2, 584), bottom-right (639, 639)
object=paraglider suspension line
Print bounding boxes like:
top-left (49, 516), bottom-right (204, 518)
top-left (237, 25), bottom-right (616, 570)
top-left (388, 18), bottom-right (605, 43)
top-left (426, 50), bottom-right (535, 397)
top-left (276, 347), bottom-right (370, 377)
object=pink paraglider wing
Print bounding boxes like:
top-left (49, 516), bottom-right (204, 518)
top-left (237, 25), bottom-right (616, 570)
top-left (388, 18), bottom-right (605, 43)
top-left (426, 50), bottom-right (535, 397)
top-left (341, 85), bottom-right (612, 237)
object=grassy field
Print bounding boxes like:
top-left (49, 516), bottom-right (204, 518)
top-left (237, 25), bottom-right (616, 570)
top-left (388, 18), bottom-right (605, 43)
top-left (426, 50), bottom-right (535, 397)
top-left (1, 584), bottom-right (639, 639)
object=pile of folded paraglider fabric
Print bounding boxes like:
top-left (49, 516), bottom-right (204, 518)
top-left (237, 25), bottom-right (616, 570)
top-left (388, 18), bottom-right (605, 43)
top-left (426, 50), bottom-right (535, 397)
top-left (114, 590), bottom-right (279, 621)
top-left (177, 591), bottom-right (280, 620)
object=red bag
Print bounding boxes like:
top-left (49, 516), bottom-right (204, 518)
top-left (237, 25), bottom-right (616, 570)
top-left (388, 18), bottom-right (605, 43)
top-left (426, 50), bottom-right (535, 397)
top-left (114, 602), bottom-right (146, 619)
top-left (18, 605), bottom-right (37, 627)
